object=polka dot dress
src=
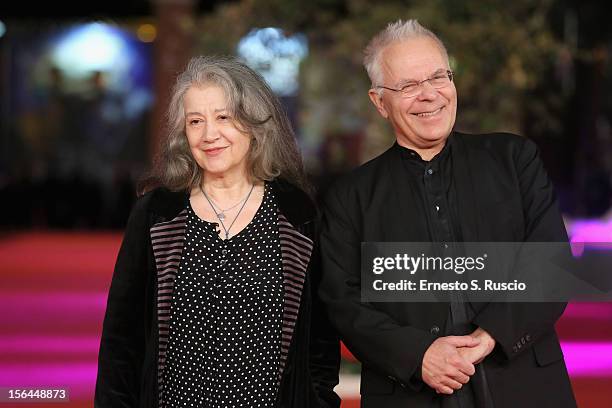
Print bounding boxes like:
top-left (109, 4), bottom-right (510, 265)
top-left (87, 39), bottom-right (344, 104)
top-left (162, 183), bottom-right (283, 407)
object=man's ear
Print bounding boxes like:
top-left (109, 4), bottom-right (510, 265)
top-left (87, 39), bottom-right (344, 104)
top-left (368, 89), bottom-right (389, 119)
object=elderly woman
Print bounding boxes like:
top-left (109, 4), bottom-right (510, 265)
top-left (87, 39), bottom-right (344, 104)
top-left (95, 56), bottom-right (340, 408)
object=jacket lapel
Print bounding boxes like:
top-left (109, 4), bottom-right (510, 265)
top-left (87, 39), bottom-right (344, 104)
top-left (450, 133), bottom-right (482, 242)
top-left (277, 212), bottom-right (313, 379)
top-left (384, 144), bottom-right (430, 241)
top-left (149, 209), bottom-right (187, 403)
top-left (271, 180), bottom-right (318, 379)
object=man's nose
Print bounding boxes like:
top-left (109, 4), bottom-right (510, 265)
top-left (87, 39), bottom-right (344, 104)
top-left (416, 81), bottom-right (438, 100)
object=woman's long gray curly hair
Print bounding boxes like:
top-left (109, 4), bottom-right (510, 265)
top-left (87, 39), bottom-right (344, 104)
top-left (148, 55), bottom-right (310, 194)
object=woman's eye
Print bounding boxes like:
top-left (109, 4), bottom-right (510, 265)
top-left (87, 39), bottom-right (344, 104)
top-left (189, 119), bottom-right (202, 125)
top-left (218, 115), bottom-right (230, 121)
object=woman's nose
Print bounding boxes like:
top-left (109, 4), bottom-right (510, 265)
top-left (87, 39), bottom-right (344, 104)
top-left (202, 122), bottom-right (220, 142)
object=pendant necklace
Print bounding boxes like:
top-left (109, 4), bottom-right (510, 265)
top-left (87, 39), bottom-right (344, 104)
top-left (200, 184), bottom-right (255, 239)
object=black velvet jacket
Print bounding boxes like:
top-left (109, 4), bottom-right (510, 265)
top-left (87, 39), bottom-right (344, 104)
top-left (320, 132), bottom-right (577, 408)
top-left (95, 179), bottom-right (340, 408)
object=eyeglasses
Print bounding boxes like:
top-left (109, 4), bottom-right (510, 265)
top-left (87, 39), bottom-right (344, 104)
top-left (376, 70), bottom-right (454, 98)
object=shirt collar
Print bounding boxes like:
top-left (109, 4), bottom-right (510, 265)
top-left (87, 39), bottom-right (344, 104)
top-left (395, 132), bottom-right (454, 164)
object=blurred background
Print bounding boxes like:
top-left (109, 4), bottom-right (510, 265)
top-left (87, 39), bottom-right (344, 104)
top-left (0, 0), bottom-right (611, 407)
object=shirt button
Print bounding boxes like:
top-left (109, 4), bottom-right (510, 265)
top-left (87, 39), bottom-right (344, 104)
top-left (435, 205), bottom-right (440, 211)
top-left (430, 325), bottom-right (440, 335)
top-left (222, 249), bottom-right (228, 255)
top-left (426, 168), bottom-right (433, 175)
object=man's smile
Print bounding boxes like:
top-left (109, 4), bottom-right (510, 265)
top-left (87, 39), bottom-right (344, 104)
top-left (413, 106), bottom-right (444, 117)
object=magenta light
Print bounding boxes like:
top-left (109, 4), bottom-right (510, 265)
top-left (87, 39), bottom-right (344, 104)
top-left (568, 218), bottom-right (612, 243)
top-left (2, 292), bottom-right (107, 310)
top-left (1, 292), bottom-right (107, 329)
top-left (0, 362), bottom-right (97, 400)
top-left (561, 342), bottom-right (612, 377)
top-left (0, 335), bottom-right (100, 355)
top-left (562, 303), bottom-right (612, 320)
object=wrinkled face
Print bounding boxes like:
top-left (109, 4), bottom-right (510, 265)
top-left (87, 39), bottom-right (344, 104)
top-left (368, 37), bottom-right (457, 150)
top-left (184, 84), bottom-right (251, 179)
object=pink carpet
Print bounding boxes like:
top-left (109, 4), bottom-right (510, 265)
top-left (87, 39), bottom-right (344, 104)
top-left (1, 232), bottom-right (611, 407)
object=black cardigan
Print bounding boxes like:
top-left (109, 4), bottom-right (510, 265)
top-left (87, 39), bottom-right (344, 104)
top-left (95, 179), bottom-right (341, 408)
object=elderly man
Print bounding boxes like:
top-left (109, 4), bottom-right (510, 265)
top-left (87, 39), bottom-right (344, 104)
top-left (319, 19), bottom-right (576, 408)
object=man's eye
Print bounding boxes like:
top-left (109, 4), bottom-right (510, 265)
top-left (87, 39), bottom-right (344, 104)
top-left (400, 83), bottom-right (418, 92)
top-left (189, 119), bottom-right (202, 125)
top-left (218, 115), bottom-right (230, 121)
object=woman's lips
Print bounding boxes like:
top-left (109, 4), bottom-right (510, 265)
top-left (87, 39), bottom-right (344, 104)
top-left (203, 147), bottom-right (227, 156)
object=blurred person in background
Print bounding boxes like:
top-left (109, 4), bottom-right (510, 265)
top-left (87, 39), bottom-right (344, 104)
top-left (95, 56), bottom-right (340, 408)
top-left (319, 19), bottom-right (576, 408)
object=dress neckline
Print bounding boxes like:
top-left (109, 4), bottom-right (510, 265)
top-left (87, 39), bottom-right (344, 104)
top-left (188, 182), bottom-right (270, 242)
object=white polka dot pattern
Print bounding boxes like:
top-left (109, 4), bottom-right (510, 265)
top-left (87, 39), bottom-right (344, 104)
top-left (149, 184), bottom-right (315, 406)
top-left (161, 184), bottom-right (284, 407)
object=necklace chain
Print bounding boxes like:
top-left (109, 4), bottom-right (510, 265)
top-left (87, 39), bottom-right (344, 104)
top-left (200, 184), bottom-right (255, 240)
top-left (206, 193), bottom-right (249, 214)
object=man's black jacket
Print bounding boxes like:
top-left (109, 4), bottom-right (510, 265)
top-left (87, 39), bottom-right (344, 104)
top-left (320, 132), bottom-right (577, 408)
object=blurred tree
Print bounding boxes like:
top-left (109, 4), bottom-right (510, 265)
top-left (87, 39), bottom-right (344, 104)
top-left (187, 0), bottom-right (610, 214)
top-left (191, 0), bottom-right (564, 156)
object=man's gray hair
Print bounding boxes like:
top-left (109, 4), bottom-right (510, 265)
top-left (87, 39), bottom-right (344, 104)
top-left (152, 55), bottom-right (309, 193)
top-left (363, 19), bottom-right (449, 88)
